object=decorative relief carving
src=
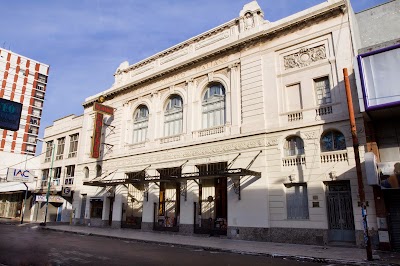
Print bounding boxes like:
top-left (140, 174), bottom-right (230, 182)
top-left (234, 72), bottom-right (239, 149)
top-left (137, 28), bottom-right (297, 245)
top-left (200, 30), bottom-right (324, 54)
top-left (130, 63), bottom-right (155, 77)
top-left (283, 45), bottom-right (326, 70)
top-left (120, 138), bottom-right (265, 167)
top-left (266, 137), bottom-right (279, 147)
top-left (160, 48), bottom-right (189, 65)
top-left (244, 12), bottom-right (254, 30)
top-left (195, 30), bottom-right (230, 50)
top-left (302, 131), bottom-right (318, 140)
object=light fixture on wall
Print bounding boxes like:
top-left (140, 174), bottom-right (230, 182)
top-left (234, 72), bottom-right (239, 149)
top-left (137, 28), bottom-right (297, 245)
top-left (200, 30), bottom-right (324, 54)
top-left (329, 171), bottom-right (337, 180)
top-left (288, 174), bottom-right (296, 183)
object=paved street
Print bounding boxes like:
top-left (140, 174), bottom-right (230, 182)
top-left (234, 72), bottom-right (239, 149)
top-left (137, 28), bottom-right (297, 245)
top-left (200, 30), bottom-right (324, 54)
top-left (0, 224), bottom-right (322, 266)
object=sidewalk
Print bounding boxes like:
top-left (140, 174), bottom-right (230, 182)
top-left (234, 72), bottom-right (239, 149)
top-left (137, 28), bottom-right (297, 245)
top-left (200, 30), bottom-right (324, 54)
top-left (31, 223), bottom-right (398, 265)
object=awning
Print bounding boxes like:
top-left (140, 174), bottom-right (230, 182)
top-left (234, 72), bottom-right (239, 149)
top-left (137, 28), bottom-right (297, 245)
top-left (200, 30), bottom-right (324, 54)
top-left (83, 168), bottom-right (261, 187)
top-left (0, 182), bottom-right (35, 193)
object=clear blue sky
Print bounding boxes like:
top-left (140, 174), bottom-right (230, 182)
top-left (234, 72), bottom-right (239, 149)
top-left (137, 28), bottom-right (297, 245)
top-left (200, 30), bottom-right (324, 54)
top-left (0, 0), bottom-right (388, 140)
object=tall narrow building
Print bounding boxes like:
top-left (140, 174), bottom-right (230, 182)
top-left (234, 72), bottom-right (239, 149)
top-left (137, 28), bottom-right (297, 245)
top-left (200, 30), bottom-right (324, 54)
top-left (0, 48), bottom-right (49, 219)
top-left (0, 48), bottom-right (49, 156)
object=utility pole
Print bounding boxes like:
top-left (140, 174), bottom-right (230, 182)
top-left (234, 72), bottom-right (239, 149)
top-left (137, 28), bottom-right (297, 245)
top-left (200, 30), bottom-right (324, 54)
top-left (343, 68), bottom-right (373, 261)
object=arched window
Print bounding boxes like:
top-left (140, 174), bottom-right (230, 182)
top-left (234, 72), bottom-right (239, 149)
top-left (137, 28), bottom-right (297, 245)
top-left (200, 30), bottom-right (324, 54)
top-left (133, 105), bottom-right (149, 143)
top-left (284, 136), bottom-right (304, 156)
top-left (202, 83), bottom-right (225, 128)
top-left (96, 165), bottom-right (102, 177)
top-left (320, 130), bottom-right (346, 152)
top-left (83, 167), bottom-right (89, 179)
top-left (164, 95), bottom-right (183, 137)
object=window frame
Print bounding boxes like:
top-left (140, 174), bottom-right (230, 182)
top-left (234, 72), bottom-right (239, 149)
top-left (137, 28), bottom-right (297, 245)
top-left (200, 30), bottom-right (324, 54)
top-left (285, 182), bottom-right (309, 220)
top-left (68, 133), bottom-right (79, 158)
top-left (284, 136), bottom-right (305, 156)
top-left (44, 141), bottom-right (53, 163)
top-left (55, 137), bottom-right (65, 160)
top-left (133, 105), bottom-right (149, 143)
top-left (320, 130), bottom-right (346, 152)
top-left (164, 95), bottom-right (183, 137)
top-left (202, 83), bottom-right (226, 129)
top-left (314, 76), bottom-right (331, 106)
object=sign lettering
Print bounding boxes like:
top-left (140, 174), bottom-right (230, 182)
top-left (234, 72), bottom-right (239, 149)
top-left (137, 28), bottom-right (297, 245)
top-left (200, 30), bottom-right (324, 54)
top-left (93, 102), bottom-right (114, 116)
top-left (6, 168), bottom-right (34, 182)
top-left (91, 113), bottom-right (103, 158)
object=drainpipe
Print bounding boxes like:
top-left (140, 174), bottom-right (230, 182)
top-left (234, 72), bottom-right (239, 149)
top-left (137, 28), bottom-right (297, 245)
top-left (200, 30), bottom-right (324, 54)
top-left (343, 68), bottom-right (373, 261)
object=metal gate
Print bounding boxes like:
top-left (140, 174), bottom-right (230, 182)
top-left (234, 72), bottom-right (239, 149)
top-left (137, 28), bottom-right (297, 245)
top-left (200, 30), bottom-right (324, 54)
top-left (326, 181), bottom-right (356, 243)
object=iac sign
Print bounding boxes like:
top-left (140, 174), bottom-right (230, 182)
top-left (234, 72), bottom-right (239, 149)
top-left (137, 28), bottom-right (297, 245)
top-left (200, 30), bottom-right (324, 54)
top-left (14, 169), bottom-right (31, 177)
top-left (6, 168), bottom-right (34, 182)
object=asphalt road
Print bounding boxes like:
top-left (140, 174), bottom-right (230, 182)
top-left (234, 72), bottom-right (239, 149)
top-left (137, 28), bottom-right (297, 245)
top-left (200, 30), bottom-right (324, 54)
top-left (0, 224), bottom-right (325, 266)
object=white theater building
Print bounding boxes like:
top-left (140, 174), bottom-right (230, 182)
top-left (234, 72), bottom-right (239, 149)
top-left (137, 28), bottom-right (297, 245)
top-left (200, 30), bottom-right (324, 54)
top-left (41, 0), bottom-right (379, 247)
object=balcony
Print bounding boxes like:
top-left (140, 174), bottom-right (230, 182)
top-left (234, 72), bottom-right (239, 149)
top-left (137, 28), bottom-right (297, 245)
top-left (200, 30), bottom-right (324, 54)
top-left (320, 150), bottom-right (348, 163)
top-left (282, 155), bottom-right (306, 167)
top-left (160, 134), bottom-right (182, 144)
top-left (287, 111), bottom-right (303, 122)
top-left (193, 125), bottom-right (225, 138)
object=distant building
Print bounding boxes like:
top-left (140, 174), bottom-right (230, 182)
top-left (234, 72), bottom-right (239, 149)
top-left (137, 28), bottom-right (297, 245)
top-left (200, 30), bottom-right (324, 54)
top-left (0, 48), bottom-right (49, 219)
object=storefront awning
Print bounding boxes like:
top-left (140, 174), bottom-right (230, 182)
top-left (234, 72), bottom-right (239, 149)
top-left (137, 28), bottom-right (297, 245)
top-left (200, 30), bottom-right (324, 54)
top-left (83, 168), bottom-right (261, 187)
top-left (0, 182), bottom-right (35, 193)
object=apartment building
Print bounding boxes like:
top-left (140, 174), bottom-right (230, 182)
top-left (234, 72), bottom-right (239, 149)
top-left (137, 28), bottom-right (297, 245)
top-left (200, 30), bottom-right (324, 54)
top-left (0, 48), bottom-right (49, 219)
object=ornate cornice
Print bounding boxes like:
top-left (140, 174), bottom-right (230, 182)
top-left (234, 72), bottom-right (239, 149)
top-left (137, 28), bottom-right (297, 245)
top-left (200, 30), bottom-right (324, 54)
top-left (82, 1), bottom-right (346, 108)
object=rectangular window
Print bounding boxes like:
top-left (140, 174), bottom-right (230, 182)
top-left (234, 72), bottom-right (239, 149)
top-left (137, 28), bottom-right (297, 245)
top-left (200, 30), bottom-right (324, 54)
top-left (28, 126), bottom-right (39, 135)
top-left (36, 84), bottom-right (45, 91)
top-left (53, 167), bottom-right (62, 186)
top-left (55, 137), bottom-right (65, 160)
top-left (90, 200), bottom-right (103, 218)
top-left (38, 74), bottom-right (47, 83)
top-left (314, 77), bottom-right (331, 105)
top-left (27, 136), bottom-right (36, 143)
top-left (44, 141), bottom-right (53, 163)
top-left (286, 183), bottom-right (309, 220)
top-left (65, 165), bottom-right (75, 185)
top-left (41, 169), bottom-right (49, 188)
top-left (68, 134), bottom-right (79, 158)
top-left (35, 90), bottom-right (44, 99)
top-left (33, 99), bottom-right (43, 108)
top-left (32, 108), bottom-right (41, 117)
top-left (25, 145), bottom-right (35, 152)
top-left (285, 83), bottom-right (303, 112)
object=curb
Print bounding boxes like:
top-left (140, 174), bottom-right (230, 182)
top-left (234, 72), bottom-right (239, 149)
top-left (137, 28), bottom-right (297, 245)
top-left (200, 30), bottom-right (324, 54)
top-left (39, 226), bottom-right (393, 266)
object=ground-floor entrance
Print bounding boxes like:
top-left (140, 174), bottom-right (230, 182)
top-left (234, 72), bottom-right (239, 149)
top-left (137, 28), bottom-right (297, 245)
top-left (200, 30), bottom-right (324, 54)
top-left (122, 184), bottom-right (143, 229)
top-left (326, 181), bottom-right (356, 244)
top-left (194, 177), bottom-right (228, 235)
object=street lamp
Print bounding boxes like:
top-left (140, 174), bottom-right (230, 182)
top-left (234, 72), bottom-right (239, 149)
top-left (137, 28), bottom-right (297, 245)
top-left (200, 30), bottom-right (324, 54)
top-left (37, 138), bottom-right (56, 226)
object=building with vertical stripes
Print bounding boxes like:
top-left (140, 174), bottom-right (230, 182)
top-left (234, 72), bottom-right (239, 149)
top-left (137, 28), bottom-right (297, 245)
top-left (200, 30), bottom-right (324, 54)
top-left (0, 48), bottom-right (49, 219)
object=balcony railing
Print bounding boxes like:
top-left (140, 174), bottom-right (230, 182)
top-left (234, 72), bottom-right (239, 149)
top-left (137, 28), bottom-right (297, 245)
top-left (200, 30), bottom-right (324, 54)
top-left (320, 150), bottom-right (348, 163)
top-left (160, 134), bottom-right (181, 144)
top-left (287, 111), bottom-right (303, 122)
top-left (194, 125), bottom-right (225, 138)
top-left (282, 155), bottom-right (306, 166)
top-left (316, 106), bottom-right (333, 116)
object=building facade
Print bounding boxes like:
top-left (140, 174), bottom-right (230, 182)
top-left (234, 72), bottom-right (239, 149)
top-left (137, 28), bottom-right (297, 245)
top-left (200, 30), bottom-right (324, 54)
top-left (0, 48), bottom-right (49, 220)
top-left (41, 0), bottom-right (381, 247)
top-left (35, 114), bottom-right (82, 223)
top-left (354, 0), bottom-right (400, 250)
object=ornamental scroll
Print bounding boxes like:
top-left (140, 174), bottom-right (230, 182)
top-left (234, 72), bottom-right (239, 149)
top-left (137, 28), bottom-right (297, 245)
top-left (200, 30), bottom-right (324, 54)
top-left (284, 45), bottom-right (326, 70)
